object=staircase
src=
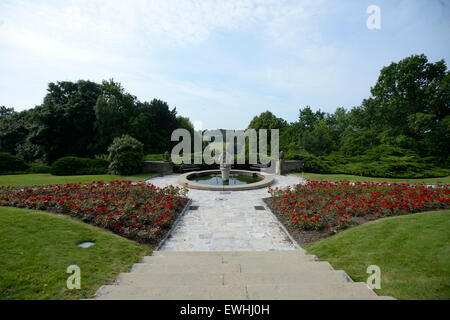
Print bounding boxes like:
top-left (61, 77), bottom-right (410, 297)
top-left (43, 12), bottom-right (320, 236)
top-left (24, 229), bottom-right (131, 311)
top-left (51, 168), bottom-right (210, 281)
top-left (93, 251), bottom-right (394, 300)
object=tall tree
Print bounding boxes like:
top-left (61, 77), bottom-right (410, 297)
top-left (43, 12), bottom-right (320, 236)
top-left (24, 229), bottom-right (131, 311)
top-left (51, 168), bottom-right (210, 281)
top-left (92, 79), bottom-right (138, 154)
top-left (29, 80), bottom-right (101, 163)
top-left (365, 54), bottom-right (449, 158)
top-left (0, 106), bottom-right (14, 119)
top-left (248, 110), bottom-right (288, 131)
top-left (131, 99), bottom-right (178, 154)
top-left (0, 109), bottom-right (29, 155)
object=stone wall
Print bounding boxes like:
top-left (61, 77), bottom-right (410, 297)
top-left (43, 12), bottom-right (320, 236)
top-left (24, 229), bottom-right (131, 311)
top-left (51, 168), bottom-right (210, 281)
top-left (142, 161), bottom-right (173, 174)
top-left (279, 160), bottom-right (304, 175)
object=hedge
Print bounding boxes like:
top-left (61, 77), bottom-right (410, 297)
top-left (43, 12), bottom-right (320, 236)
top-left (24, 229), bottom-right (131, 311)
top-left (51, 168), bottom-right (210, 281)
top-left (50, 156), bottom-right (109, 176)
top-left (0, 152), bottom-right (29, 174)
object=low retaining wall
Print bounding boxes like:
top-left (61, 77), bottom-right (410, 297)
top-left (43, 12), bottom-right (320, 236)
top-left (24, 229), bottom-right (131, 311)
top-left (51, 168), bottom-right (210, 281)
top-left (142, 161), bottom-right (173, 174)
top-left (142, 160), bottom-right (302, 175)
top-left (279, 160), bottom-right (304, 175)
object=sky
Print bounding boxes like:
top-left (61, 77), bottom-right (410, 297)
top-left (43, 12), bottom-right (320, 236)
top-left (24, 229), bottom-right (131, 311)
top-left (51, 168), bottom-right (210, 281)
top-left (0, 0), bottom-right (449, 130)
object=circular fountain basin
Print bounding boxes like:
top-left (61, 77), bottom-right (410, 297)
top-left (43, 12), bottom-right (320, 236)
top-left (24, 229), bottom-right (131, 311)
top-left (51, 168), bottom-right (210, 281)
top-left (178, 170), bottom-right (274, 191)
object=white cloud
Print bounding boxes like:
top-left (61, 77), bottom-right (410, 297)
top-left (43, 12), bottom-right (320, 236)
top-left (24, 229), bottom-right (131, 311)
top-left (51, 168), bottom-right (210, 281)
top-left (0, 0), bottom-right (361, 125)
top-left (0, 0), bottom-right (323, 57)
top-left (126, 70), bottom-right (228, 102)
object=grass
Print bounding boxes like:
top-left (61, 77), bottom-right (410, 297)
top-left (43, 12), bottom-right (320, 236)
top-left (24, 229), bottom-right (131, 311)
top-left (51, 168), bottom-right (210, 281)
top-left (143, 154), bottom-right (165, 161)
top-left (0, 173), bottom-right (157, 187)
top-left (0, 206), bottom-right (152, 299)
top-left (305, 209), bottom-right (450, 300)
top-left (294, 172), bottom-right (450, 184)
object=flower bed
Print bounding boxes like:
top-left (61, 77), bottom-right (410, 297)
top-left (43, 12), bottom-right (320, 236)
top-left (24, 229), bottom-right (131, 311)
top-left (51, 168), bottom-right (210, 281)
top-left (0, 180), bottom-right (188, 245)
top-left (268, 181), bottom-right (449, 234)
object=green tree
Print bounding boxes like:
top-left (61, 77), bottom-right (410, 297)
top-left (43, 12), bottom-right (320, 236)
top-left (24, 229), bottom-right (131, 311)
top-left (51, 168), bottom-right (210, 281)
top-left (93, 79), bottom-right (137, 154)
top-left (0, 106), bottom-right (14, 119)
top-left (302, 119), bottom-right (333, 156)
top-left (0, 109), bottom-right (33, 156)
top-left (366, 54), bottom-right (449, 158)
top-left (248, 110), bottom-right (287, 131)
top-left (298, 106), bottom-right (325, 130)
top-left (28, 80), bottom-right (102, 163)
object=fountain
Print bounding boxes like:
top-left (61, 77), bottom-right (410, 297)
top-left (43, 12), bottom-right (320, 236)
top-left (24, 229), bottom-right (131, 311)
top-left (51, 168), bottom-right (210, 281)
top-left (219, 150), bottom-right (231, 183)
top-left (177, 149), bottom-right (275, 191)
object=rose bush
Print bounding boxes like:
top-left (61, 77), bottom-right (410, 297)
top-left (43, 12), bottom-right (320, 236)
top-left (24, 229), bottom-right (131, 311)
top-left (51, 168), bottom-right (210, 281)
top-left (0, 180), bottom-right (188, 243)
top-left (269, 181), bottom-right (449, 232)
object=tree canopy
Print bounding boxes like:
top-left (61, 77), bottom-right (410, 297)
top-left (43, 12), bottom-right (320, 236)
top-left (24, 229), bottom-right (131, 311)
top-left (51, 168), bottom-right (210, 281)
top-left (252, 55), bottom-right (449, 177)
top-left (0, 79), bottom-right (193, 164)
top-left (0, 54), bottom-right (448, 178)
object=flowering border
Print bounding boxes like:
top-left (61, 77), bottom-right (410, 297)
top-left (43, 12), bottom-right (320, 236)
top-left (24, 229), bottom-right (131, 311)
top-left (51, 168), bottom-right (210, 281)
top-left (0, 180), bottom-right (189, 247)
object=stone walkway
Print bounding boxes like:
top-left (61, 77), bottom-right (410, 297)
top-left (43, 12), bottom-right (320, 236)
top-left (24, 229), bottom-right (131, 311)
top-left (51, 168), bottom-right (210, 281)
top-left (147, 174), bottom-right (303, 251)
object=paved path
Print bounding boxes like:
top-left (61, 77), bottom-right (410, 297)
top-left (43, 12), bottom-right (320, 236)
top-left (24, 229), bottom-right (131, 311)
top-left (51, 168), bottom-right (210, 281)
top-left (147, 174), bottom-right (302, 251)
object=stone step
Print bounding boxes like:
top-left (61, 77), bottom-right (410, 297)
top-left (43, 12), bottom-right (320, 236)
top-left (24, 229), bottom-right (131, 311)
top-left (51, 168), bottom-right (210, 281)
top-left (142, 255), bottom-right (223, 265)
top-left (94, 283), bottom-right (393, 300)
top-left (116, 272), bottom-right (224, 286)
top-left (142, 254), bottom-right (318, 265)
top-left (246, 283), bottom-right (382, 300)
top-left (94, 285), bottom-right (248, 300)
top-left (114, 270), bottom-right (351, 287)
top-left (224, 271), bottom-right (352, 285)
top-left (137, 259), bottom-right (334, 273)
top-left (131, 262), bottom-right (241, 273)
top-left (129, 265), bottom-right (349, 281)
top-left (222, 254), bottom-right (317, 264)
top-left (153, 250), bottom-right (306, 257)
top-left (239, 261), bottom-right (335, 273)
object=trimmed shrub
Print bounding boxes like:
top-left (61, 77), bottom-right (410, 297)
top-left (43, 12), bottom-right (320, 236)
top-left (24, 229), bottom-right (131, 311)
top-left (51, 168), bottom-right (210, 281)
top-left (281, 145), bottom-right (450, 178)
top-left (284, 151), bottom-right (330, 173)
top-left (51, 157), bottom-right (85, 175)
top-left (26, 165), bottom-right (51, 174)
top-left (51, 156), bottom-right (110, 176)
top-left (88, 158), bottom-right (109, 169)
top-left (0, 152), bottom-right (29, 174)
top-left (304, 157), bottom-right (331, 173)
top-left (108, 135), bottom-right (144, 175)
top-left (77, 167), bottom-right (108, 175)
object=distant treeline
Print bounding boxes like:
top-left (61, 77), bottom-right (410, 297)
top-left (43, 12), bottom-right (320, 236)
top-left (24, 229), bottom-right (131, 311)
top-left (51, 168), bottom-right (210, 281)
top-left (246, 54), bottom-right (449, 177)
top-left (0, 54), bottom-right (448, 178)
top-left (0, 80), bottom-right (194, 163)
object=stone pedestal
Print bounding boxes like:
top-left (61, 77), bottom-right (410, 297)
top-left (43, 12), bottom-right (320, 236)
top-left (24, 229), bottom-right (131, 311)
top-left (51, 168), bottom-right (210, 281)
top-left (220, 164), bottom-right (231, 181)
top-left (276, 160), bottom-right (282, 175)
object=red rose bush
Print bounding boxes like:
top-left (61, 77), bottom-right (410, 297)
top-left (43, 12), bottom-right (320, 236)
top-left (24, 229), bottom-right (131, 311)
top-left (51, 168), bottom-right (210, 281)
top-left (269, 181), bottom-right (449, 232)
top-left (0, 180), bottom-right (188, 244)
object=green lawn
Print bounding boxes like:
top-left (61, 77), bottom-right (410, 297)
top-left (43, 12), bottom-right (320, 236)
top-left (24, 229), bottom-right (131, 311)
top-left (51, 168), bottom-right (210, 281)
top-left (294, 172), bottom-right (450, 184)
top-left (0, 173), bottom-right (157, 187)
top-left (143, 154), bottom-right (165, 161)
top-left (305, 210), bottom-right (450, 300)
top-left (0, 207), bottom-right (152, 299)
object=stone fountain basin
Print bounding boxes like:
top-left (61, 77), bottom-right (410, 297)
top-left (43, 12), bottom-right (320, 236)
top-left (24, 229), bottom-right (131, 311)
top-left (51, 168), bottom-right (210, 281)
top-left (178, 169), bottom-right (274, 191)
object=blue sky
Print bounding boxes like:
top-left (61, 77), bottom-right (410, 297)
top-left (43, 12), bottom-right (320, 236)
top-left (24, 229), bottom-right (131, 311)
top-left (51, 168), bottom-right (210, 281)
top-left (0, 0), bottom-right (449, 129)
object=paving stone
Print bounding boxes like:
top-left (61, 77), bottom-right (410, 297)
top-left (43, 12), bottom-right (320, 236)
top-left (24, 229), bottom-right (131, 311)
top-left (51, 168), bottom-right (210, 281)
top-left (152, 174), bottom-right (303, 251)
top-left (250, 232), bottom-right (265, 239)
top-left (176, 244), bottom-right (195, 250)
